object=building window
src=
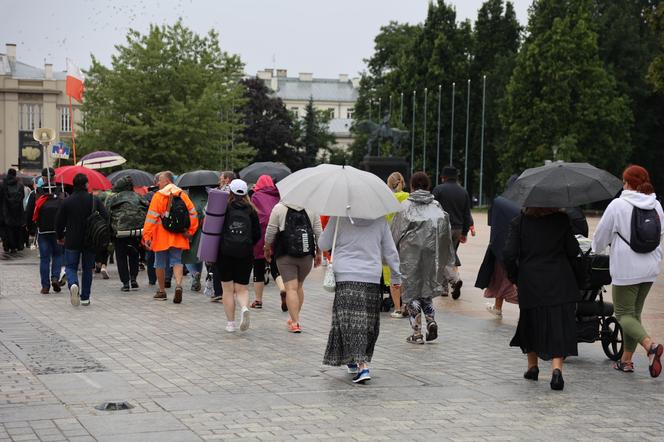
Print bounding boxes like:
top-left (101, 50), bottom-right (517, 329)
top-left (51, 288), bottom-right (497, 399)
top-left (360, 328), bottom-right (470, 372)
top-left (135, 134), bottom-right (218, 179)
top-left (19, 104), bottom-right (43, 131)
top-left (290, 107), bottom-right (299, 119)
top-left (346, 108), bottom-right (354, 119)
top-left (327, 108), bottom-right (335, 118)
top-left (59, 107), bottom-right (71, 132)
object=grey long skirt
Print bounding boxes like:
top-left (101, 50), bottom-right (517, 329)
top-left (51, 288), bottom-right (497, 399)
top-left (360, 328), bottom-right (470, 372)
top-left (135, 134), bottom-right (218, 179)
top-left (323, 281), bottom-right (382, 366)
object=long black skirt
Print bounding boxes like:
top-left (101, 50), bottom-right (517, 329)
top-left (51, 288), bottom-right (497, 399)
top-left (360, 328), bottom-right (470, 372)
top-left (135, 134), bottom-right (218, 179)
top-left (510, 302), bottom-right (578, 361)
top-left (323, 281), bottom-right (382, 366)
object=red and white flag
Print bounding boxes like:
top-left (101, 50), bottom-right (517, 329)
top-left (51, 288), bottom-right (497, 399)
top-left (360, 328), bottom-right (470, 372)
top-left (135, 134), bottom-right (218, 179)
top-left (66, 58), bottom-right (84, 103)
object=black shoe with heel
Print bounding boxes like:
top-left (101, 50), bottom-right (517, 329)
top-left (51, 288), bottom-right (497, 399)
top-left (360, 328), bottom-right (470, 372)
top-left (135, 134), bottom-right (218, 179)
top-left (524, 366), bottom-right (539, 381)
top-left (550, 369), bottom-right (564, 391)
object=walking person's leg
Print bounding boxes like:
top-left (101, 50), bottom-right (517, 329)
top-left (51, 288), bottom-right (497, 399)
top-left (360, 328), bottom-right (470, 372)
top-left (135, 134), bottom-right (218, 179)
top-left (80, 250), bottom-right (96, 304)
top-left (51, 237), bottom-right (63, 292)
top-left (154, 250), bottom-right (169, 300)
top-left (64, 249), bottom-right (81, 306)
top-left (127, 238), bottom-right (140, 286)
top-left (37, 234), bottom-right (52, 292)
top-left (146, 250), bottom-right (156, 285)
top-left (114, 238), bottom-right (131, 289)
top-left (252, 259), bottom-right (265, 308)
top-left (170, 248), bottom-right (184, 304)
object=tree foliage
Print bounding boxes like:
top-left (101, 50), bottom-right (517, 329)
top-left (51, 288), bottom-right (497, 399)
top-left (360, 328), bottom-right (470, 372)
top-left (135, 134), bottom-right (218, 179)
top-left (649, 3), bottom-right (664, 91)
top-left (499, 0), bottom-right (632, 181)
top-left (239, 78), bottom-right (300, 170)
top-left (299, 98), bottom-right (336, 168)
top-left (79, 21), bottom-right (254, 173)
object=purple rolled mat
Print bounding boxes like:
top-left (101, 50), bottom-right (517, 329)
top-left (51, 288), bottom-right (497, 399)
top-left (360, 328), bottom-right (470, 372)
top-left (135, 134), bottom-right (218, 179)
top-left (197, 189), bottom-right (229, 263)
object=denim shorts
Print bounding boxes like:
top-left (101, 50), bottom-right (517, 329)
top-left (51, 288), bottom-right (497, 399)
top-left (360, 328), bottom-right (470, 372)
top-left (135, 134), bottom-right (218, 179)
top-left (154, 247), bottom-right (183, 269)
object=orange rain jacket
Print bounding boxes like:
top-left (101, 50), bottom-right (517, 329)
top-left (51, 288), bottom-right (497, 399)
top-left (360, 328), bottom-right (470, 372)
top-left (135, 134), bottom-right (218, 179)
top-left (143, 184), bottom-right (198, 252)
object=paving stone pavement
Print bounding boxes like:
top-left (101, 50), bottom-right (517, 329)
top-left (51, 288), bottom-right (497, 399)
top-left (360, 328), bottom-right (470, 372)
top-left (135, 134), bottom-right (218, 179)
top-left (1, 212), bottom-right (663, 441)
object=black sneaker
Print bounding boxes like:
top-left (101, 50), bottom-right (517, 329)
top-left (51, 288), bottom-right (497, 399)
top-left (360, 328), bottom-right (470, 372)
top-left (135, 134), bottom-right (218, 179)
top-left (426, 321), bottom-right (438, 341)
top-left (131, 280), bottom-right (139, 289)
top-left (451, 280), bottom-right (463, 300)
top-left (51, 277), bottom-right (61, 293)
top-left (121, 284), bottom-right (130, 292)
top-left (164, 281), bottom-right (172, 289)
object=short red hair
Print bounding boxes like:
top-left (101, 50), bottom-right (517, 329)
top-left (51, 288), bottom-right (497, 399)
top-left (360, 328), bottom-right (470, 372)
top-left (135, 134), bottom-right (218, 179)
top-left (623, 165), bottom-right (654, 195)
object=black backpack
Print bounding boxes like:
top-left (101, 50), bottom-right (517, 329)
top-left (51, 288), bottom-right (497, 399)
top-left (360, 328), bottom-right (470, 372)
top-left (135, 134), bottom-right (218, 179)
top-left (617, 206), bottom-right (661, 253)
top-left (220, 206), bottom-right (253, 257)
top-left (162, 193), bottom-right (190, 233)
top-left (6, 184), bottom-right (24, 212)
top-left (279, 208), bottom-right (315, 257)
top-left (37, 193), bottom-right (64, 233)
top-left (84, 196), bottom-right (112, 252)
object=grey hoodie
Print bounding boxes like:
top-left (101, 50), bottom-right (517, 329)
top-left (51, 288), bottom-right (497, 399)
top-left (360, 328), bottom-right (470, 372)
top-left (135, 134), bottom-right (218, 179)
top-left (319, 216), bottom-right (401, 285)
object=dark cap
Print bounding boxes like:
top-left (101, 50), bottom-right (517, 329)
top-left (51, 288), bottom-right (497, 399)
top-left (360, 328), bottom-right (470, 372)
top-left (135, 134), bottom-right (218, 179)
top-left (442, 166), bottom-right (458, 178)
top-left (42, 167), bottom-right (55, 178)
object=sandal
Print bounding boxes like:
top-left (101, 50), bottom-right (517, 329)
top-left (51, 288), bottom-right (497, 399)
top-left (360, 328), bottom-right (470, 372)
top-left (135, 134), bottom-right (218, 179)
top-left (250, 300), bottom-right (262, 309)
top-left (406, 334), bottom-right (424, 345)
top-left (613, 361), bottom-right (634, 373)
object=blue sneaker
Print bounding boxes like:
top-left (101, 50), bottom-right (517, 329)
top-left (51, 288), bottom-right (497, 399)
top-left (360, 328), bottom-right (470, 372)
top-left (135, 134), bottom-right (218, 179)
top-left (352, 368), bottom-right (371, 384)
top-left (347, 363), bottom-right (358, 374)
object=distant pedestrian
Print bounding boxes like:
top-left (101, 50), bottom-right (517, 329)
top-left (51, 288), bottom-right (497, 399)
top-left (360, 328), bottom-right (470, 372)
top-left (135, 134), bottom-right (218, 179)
top-left (264, 201), bottom-right (322, 333)
top-left (384, 171), bottom-right (409, 318)
top-left (143, 171), bottom-right (198, 304)
top-left (210, 170), bottom-right (236, 301)
top-left (218, 179), bottom-right (261, 332)
top-left (432, 166), bottom-right (474, 299)
top-left (475, 175), bottom-right (520, 318)
top-left (26, 168), bottom-right (65, 294)
top-left (0, 169), bottom-right (26, 253)
top-left (391, 172), bottom-right (455, 344)
top-left (592, 165), bottom-right (663, 377)
top-left (504, 207), bottom-right (580, 391)
top-left (56, 173), bottom-right (109, 306)
top-left (106, 176), bottom-right (148, 292)
top-left (319, 215), bottom-right (401, 384)
top-left (249, 175), bottom-right (283, 310)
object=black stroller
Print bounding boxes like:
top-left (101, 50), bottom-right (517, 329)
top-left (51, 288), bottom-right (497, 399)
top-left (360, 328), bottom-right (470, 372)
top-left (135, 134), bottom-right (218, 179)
top-left (575, 253), bottom-right (624, 361)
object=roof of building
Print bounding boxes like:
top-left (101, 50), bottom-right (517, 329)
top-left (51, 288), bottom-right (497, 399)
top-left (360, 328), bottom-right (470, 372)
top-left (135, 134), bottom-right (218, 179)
top-left (328, 118), bottom-right (353, 137)
top-left (273, 77), bottom-right (358, 102)
top-left (0, 55), bottom-right (67, 80)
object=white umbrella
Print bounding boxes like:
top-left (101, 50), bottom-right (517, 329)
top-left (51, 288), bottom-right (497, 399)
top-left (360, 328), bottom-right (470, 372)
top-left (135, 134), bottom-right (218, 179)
top-left (276, 164), bottom-right (404, 219)
top-left (77, 150), bottom-right (127, 169)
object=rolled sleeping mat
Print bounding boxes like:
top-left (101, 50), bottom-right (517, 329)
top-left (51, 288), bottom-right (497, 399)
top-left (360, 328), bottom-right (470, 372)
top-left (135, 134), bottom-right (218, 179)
top-left (115, 228), bottom-right (143, 239)
top-left (197, 189), bottom-right (229, 263)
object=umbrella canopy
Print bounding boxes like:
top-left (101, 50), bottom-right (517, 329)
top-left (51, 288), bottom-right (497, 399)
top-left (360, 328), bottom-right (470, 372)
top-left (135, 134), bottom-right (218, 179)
top-left (107, 169), bottom-right (155, 187)
top-left (276, 164), bottom-right (404, 219)
top-left (77, 151), bottom-right (127, 169)
top-left (502, 162), bottom-right (623, 208)
top-left (0, 173), bottom-right (36, 187)
top-left (240, 161), bottom-right (291, 184)
top-left (175, 170), bottom-right (220, 188)
top-left (54, 166), bottom-right (112, 191)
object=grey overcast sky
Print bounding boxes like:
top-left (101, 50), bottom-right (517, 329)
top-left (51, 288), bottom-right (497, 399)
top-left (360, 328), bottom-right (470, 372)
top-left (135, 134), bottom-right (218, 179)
top-left (1, 0), bottom-right (532, 78)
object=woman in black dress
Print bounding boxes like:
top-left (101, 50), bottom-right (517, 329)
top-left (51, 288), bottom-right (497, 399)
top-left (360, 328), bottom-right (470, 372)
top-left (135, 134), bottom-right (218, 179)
top-left (503, 207), bottom-right (580, 391)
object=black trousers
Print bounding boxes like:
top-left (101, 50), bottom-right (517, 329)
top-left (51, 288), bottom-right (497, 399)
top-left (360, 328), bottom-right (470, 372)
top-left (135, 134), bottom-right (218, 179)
top-left (3, 226), bottom-right (23, 251)
top-left (114, 237), bottom-right (140, 284)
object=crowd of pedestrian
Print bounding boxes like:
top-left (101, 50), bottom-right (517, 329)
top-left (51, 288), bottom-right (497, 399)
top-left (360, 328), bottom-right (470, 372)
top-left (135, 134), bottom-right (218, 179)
top-left (1, 161), bottom-right (662, 389)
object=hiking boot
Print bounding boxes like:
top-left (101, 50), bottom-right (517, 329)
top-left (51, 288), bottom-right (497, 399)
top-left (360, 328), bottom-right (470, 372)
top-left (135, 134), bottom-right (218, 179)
top-left (131, 280), bottom-right (139, 289)
top-left (191, 273), bottom-right (202, 292)
top-left (40, 287), bottom-right (49, 295)
top-left (153, 291), bottom-right (167, 301)
top-left (173, 286), bottom-right (183, 304)
top-left (451, 280), bottom-right (463, 300)
top-left (121, 284), bottom-right (130, 292)
top-left (51, 277), bottom-right (61, 293)
top-left (70, 284), bottom-right (80, 306)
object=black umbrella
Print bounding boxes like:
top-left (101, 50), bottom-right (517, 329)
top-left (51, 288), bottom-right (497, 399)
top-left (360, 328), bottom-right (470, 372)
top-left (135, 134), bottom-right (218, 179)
top-left (0, 173), bottom-right (36, 187)
top-left (502, 162), bottom-right (623, 207)
top-left (107, 169), bottom-right (155, 187)
top-left (175, 170), bottom-right (220, 188)
top-left (240, 162), bottom-right (291, 184)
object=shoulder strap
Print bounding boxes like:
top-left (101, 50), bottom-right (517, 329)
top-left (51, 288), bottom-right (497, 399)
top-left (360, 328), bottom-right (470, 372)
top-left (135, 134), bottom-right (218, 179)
top-left (330, 217), bottom-right (339, 262)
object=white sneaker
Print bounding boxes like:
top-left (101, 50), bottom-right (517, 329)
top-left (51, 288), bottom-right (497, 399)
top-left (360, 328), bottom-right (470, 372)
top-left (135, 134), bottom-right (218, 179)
top-left (486, 304), bottom-right (502, 317)
top-left (70, 284), bottom-right (80, 306)
top-left (390, 310), bottom-right (404, 318)
top-left (100, 267), bottom-right (109, 279)
top-left (225, 321), bottom-right (237, 333)
top-left (239, 307), bottom-right (250, 331)
top-left (80, 299), bottom-right (90, 306)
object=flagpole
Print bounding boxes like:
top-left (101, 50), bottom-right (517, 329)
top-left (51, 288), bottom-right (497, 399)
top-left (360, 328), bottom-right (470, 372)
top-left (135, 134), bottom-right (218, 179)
top-left (464, 79), bottom-right (471, 188)
top-left (422, 87), bottom-right (428, 173)
top-left (411, 90), bottom-right (416, 177)
top-left (69, 96), bottom-right (77, 164)
top-left (449, 82), bottom-right (455, 165)
top-left (479, 75), bottom-right (487, 207)
top-left (436, 84), bottom-right (442, 184)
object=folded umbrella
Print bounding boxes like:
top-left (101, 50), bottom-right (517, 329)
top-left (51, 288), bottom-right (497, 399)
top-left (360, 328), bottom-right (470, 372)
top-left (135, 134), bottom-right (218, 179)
top-left (502, 162), bottom-right (623, 207)
top-left (77, 151), bottom-right (127, 169)
top-left (107, 169), bottom-right (155, 187)
top-left (54, 165), bottom-right (112, 191)
top-left (175, 170), bottom-right (220, 188)
top-left (276, 164), bottom-right (404, 219)
top-left (240, 162), bottom-right (291, 184)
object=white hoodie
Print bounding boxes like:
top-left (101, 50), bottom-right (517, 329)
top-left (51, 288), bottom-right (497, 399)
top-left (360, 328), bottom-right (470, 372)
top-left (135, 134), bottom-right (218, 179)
top-left (592, 190), bottom-right (664, 286)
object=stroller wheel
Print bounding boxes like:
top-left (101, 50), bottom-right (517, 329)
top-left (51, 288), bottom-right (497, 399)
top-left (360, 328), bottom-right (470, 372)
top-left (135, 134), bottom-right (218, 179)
top-left (601, 317), bottom-right (624, 361)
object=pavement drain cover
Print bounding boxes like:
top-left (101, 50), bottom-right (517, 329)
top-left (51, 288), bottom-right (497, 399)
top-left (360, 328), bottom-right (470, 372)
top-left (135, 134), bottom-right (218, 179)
top-left (95, 401), bottom-right (134, 411)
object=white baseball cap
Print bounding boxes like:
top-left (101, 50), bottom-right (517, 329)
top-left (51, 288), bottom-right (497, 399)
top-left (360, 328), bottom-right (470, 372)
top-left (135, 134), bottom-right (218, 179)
top-left (229, 179), bottom-right (248, 196)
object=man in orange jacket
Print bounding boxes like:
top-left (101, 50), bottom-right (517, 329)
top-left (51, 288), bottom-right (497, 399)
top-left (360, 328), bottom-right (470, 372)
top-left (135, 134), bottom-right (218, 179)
top-left (143, 171), bottom-right (198, 303)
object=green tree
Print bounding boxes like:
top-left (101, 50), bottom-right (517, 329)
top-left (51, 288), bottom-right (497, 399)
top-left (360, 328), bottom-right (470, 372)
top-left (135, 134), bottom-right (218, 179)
top-left (239, 78), bottom-right (299, 169)
top-left (79, 21), bottom-right (254, 173)
top-left (298, 98), bottom-right (336, 168)
top-left (649, 3), bottom-right (664, 91)
top-left (499, 0), bottom-right (632, 181)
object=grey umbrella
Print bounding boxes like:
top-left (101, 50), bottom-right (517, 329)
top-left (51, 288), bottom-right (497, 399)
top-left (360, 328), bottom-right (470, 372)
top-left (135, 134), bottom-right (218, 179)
top-left (502, 162), bottom-right (623, 207)
top-left (240, 162), bottom-right (291, 184)
top-left (175, 170), bottom-right (220, 188)
top-left (107, 169), bottom-right (155, 187)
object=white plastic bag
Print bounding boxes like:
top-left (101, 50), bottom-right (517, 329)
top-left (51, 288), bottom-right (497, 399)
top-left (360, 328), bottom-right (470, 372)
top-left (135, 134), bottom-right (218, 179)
top-left (323, 218), bottom-right (339, 293)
